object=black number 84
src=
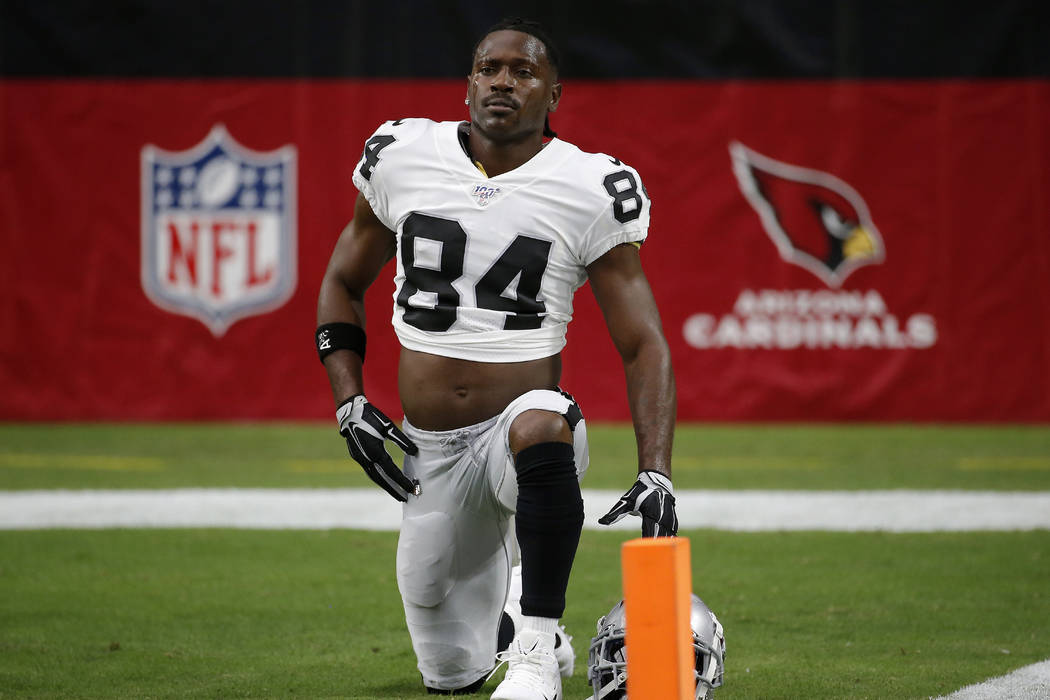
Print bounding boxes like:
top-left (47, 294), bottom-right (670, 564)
top-left (397, 213), bottom-right (553, 332)
top-left (397, 170), bottom-right (645, 332)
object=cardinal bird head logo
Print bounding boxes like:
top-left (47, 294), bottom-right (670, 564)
top-left (730, 141), bottom-right (884, 288)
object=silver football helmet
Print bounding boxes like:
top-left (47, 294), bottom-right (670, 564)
top-left (587, 594), bottom-right (725, 700)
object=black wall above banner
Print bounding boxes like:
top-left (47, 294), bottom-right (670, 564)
top-left (3, 0), bottom-right (1048, 79)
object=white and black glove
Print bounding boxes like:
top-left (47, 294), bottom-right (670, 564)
top-left (337, 394), bottom-right (420, 502)
top-left (598, 471), bottom-right (678, 537)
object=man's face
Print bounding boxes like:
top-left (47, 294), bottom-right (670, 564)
top-left (467, 30), bottom-right (561, 142)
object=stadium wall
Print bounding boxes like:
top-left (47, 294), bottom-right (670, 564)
top-left (2, 1), bottom-right (1049, 422)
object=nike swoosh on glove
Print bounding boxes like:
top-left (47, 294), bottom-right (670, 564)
top-left (337, 394), bottom-right (420, 502)
top-left (598, 471), bottom-right (678, 537)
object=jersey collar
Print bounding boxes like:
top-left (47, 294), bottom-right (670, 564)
top-left (452, 121), bottom-right (561, 181)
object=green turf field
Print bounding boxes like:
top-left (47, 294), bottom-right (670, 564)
top-left (2, 423), bottom-right (1049, 491)
top-left (1, 423), bottom-right (1049, 699)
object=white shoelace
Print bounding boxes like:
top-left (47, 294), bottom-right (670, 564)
top-left (487, 640), bottom-right (556, 691)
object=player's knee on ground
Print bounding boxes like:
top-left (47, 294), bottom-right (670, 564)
top-left (425, 675), bottom-right (487, 695)
top-left (412, 620), bottom-right (490, 693)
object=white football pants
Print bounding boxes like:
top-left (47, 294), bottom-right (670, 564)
top-left (396, 389), bottom-right (589, 691)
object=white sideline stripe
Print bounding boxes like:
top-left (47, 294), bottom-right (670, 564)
top-left (935, 659), bottom-right (1050, 699)
top-left (671, 490), bottom-right (1050, 532)
top-left (1, 489), bottom-right (1049, 531)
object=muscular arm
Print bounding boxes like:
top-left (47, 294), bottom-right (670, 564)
top-left (317, 192), bottom-right (397, 406)
top-left (587, 244), bottom-right (676, 479)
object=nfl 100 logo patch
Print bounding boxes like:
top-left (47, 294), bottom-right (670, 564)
top-left (469, 182), bottom-right (503, 207)
top-left (141, 125), bottom-right (297, 336)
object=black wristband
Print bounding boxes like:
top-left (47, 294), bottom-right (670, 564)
top-left (316, 323), bottom-right (366, 363)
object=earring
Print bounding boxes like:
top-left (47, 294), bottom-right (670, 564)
top-left (465, 98), bottom-right (470, 105)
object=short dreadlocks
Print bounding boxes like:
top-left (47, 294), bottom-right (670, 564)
top-left (472, 17), bottom-right (562, 138)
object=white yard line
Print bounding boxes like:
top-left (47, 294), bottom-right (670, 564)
top-left (935, 659), bottom-right (1050, 699)
top-left (670, 490), bottom-right (1050, 532)
top-left (1, 489), bottom-right (1049, 531)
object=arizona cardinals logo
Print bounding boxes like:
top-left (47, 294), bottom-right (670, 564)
top-left (729, 141), bottom-right (884, 288)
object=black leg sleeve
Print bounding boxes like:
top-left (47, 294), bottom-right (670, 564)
top-left (514, 441), bottom-right (584, 619)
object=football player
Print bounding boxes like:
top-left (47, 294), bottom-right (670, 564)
top-left (316, 18), bottom-right (679, 699)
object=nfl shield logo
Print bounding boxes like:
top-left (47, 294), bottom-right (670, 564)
top-left (141, 124), bottom-right (297, 336)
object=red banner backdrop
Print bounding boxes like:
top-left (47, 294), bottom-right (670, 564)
top-left (2, 80), bottom-right (1048, 421)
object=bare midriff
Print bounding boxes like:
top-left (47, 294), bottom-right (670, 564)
top-left (398, 348), bottom-right (562, 430)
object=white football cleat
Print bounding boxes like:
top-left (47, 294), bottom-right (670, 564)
top-left (490, 629), bottom-right (562, 700)
top-left (501, 601), bottom-right (575, 677)
top-left (552, 624), bottom-right (574, 678)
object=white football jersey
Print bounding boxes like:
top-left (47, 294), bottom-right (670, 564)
top-left (352, 119), bottom-right (650, 363)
